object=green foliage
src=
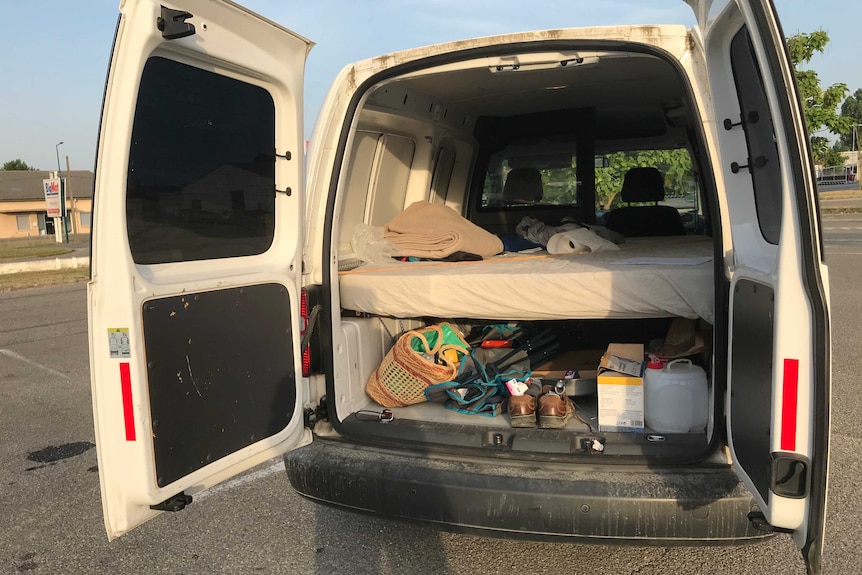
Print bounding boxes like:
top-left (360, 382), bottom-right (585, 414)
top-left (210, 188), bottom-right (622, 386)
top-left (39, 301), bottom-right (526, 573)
top-left (819, 145), bottom-right (845, 169)
top-left (2, 159), bottom-right (37, 171)
top-left (786, 31), bottom-right (851, 163)
top-left (595, 149), bottom-right (694, 210)
top-left (539, 164), bottom-right (578, 205)
top-left (837, 88), bottom-right (862, 151)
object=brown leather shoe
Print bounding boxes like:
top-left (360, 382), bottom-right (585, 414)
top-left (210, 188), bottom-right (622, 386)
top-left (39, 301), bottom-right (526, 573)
top-left (538, 385), bottom-right (573, 429)
top-left (508, 394), bottom-right (537, 428)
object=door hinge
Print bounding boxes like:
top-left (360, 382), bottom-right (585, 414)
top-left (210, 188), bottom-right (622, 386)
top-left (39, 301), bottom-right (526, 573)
top-left (747, 511), bottom-right (793, 534)
top-left (723, 111), bottom-right (760, 131)
top-left (150, 492), bottom-right (193, 512)
top-left (303, 396), bottom-right (329, 429)
top-left (731, 155), bottom-right (768, 174)
top-left (157, 7), bottom-right (196, 40)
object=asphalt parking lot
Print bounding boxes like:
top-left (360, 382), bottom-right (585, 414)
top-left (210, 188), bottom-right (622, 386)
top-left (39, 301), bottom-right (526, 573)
top-left (1, 215), bottom-right (861, 574)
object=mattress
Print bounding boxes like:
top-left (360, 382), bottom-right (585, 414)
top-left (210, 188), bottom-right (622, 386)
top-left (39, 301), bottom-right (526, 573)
top-left (338, 236), bottom-right (715, 323)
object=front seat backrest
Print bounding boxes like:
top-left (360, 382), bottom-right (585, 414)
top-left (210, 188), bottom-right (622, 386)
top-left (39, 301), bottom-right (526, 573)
top-left (604, 167), bottom-right (686, 237)
top-left (503, 168), bottom-right (543, 205)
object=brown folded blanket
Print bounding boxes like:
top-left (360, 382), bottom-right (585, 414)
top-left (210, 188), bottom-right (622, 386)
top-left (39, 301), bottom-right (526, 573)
top-left (383, 201), bottom-right (503, 259)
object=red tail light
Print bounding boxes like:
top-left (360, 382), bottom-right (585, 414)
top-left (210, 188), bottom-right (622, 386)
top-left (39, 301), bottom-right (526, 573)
top-left (300, 286), bottom-right (323, 377)
top-left (300, 288), bottom-right (312, 377)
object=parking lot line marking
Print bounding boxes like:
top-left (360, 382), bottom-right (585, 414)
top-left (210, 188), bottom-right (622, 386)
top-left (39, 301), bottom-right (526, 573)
top-left (0, 349), bottom-right (71, 382)
top-left (194, 458), bottom-right (285, 501)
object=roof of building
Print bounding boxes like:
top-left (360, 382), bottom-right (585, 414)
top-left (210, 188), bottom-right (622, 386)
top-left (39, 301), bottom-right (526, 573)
top-left (0, 170), bottom-right (94, 202)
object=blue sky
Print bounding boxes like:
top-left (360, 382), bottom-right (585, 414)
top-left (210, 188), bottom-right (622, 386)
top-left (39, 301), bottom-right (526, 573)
top-left (1, 0), bottom-right (856, 171)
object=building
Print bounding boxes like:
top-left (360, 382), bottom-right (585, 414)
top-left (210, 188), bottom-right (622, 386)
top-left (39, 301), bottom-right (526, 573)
top-left (840, 151), bottom-right (859, 180)
top-left (0, 170), bottom-right (93, 239)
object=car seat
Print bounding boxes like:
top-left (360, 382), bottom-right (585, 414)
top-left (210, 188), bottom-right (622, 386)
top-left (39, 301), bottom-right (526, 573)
top-left (604, 167), bottom-right (686, 237)
top-left (503, 168), bottom-right (543, 205)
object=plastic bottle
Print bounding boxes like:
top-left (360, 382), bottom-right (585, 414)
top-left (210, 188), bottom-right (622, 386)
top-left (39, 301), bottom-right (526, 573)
top-left (643, 358), bottom-right (708, 433)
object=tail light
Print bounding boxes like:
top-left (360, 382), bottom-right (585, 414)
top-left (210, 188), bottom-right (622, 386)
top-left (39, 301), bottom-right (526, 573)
top-left (300, 288), bottom-right (312, 377)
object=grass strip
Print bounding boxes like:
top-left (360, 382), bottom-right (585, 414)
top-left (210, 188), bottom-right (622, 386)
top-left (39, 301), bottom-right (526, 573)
top-left (0, 267), bottom-right (89, 292)
top-left (0, 246), bottom-right (74, 259)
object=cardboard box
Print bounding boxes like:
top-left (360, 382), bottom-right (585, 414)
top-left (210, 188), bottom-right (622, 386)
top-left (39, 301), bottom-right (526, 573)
top-left (532, 349), bottom-right (603, 379)
top-left (532, 349), bottom-right (601, 396)
top-left (597, 343), bottom-right (644, 432)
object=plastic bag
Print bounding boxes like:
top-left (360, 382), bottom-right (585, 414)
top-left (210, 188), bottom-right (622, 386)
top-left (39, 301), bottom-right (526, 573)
top-left (351, 223), bottom-right (396, 263)
top-left (516, 216), bottom-right (579, 247)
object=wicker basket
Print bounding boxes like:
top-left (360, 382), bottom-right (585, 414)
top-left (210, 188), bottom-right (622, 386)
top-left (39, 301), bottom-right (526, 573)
top-left (366, 323), bottom-right (468, 408)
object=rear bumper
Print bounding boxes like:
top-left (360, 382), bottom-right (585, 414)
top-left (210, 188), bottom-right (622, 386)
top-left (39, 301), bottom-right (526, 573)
top-left (284, 439), bottom-right (769, 544)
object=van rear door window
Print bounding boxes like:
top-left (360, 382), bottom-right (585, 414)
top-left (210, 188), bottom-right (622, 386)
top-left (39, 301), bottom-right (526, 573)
top-left (126, 56), bottom-right (276, 264)
top-left (730, 27), bottom-right (782, 245)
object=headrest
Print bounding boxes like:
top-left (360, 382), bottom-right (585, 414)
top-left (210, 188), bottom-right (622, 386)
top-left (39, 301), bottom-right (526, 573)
top-left (503, 168), bottom-right (543, 204)
top-left (620, 167), bottom-right (665, 203)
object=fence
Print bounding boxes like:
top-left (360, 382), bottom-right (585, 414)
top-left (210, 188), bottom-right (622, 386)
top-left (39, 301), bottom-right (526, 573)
top-left (816, 164), bottom-right (857, 186)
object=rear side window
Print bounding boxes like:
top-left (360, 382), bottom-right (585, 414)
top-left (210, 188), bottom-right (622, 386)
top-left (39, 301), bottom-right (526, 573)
top-left (126, 57), bottom-right (276, 264)
top-left (482, 150), bottom-right (579, 208)
top-left (730, 27), bottom-right (782, 244)
top-left (595, 149), bottom-right (698, 213)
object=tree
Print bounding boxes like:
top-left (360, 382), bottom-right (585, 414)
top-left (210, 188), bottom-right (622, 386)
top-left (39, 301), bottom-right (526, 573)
top-left (2, 159), bottom-right (37, 171)
top-left (819, 145), bottom-right (845, 169)
top-left (786, 31), bottom-right (851, 164)
top-left (595, 149), bottom-right (693, 210)
top-left (836, 88), bottom-right (862, 151)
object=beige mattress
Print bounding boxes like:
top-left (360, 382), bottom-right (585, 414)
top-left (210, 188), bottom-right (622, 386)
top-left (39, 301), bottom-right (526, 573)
top-left (338, 236), bottom-right (715, 323)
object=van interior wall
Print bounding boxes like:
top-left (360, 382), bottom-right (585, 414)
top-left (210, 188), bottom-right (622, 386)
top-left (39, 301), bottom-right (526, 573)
top-left (334, 105), bottom-right (477, 258)
top-left (327, 46), bottom-right (717, 452)
top-left (335, 61), bottom-right (695, 249)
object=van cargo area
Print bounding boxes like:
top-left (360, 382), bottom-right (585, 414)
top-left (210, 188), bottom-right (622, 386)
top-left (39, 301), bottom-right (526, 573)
top-left (319, 28), bottom-right (722, 463)
top-left (333, 316), bottom-right (716, 461)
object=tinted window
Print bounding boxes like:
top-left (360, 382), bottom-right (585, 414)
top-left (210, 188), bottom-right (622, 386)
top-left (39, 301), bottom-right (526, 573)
top-left (482, 147), bottom-right (579, 209)
top-left (127, 57), bottom-right (276, 264)
top-left (596, 149), bottom-right (698, 213)
top-left (730, 27), bottom-right (782, 244)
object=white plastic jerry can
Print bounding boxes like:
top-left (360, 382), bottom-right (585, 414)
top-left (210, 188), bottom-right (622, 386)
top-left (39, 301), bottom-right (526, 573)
top-left (643, 358), bottom-right (708, 433)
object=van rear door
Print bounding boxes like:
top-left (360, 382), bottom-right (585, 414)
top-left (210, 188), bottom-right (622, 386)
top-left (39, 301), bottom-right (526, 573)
top-left (686, 0), bottom-right (831, 572)
top-left (88, 0), bottom-right (312, 539)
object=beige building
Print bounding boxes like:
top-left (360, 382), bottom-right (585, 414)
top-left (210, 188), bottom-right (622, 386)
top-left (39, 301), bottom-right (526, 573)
top-left (0, 170), bottom-right (93, 239)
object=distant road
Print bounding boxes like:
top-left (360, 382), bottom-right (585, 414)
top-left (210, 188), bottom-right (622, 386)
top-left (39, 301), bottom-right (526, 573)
top-left (817, 182), bottom-right (860, 193)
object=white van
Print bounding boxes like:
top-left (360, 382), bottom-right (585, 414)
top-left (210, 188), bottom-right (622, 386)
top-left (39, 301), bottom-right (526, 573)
top-left (88, 1), bottom-right (831, 572)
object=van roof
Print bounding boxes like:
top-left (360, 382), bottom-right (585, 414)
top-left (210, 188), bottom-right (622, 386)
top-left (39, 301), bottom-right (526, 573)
top-left (350, 24), bottom-right (691, 76)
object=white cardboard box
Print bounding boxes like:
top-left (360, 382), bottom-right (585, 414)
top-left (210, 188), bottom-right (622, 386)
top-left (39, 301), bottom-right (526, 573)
top-left (597, 343), bottom-right (645, 432)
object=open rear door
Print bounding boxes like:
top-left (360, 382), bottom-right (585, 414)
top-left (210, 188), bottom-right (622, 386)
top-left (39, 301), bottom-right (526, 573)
top-left (88, 0), bottom-right (313, 539)
top-left (686, 0), bottom-right (831, 572)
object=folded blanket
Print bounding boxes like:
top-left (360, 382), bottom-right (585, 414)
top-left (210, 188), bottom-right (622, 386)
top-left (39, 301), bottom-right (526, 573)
top-left (384, 201), bottom-right (503, 259)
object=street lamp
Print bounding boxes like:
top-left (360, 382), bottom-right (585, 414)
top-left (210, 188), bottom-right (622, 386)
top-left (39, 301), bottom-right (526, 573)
top-left (55, 141), bottom-right (64, 174)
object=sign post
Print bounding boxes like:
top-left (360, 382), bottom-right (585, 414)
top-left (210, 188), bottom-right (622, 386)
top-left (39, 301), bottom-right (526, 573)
top-left (43, 174), bottom-right (65, 243)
